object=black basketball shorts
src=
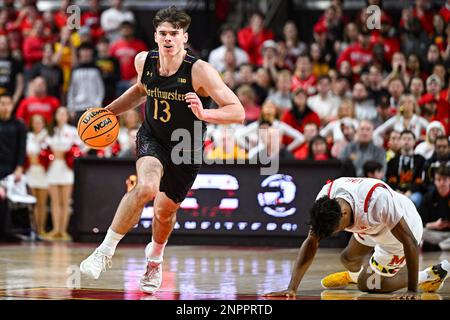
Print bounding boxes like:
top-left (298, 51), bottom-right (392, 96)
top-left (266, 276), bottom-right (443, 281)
top-left (135, 127), bottom-right (201, 204)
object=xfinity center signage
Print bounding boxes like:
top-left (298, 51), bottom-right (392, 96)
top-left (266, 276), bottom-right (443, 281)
top-left (74, 158), bottom-right (342, 238)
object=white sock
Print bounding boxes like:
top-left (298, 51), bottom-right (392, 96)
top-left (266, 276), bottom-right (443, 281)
top-left (146, 237), bottom-right (167, 262)
top-left (348, 266), bottom-right (363, 283)
top-left (98, 228), bottom-right (124, 256)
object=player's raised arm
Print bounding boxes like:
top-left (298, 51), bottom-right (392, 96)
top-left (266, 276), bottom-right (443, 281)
top-left (390, 217), bottom-right (420, 299)
top-left (264, 230), bottom-right (320, 297)
top-left (187, 60), bottom-right (245, 124)
top-left (105, 51), bottom-right (148, 116)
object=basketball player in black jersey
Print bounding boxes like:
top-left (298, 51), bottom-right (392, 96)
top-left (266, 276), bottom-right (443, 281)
top-left (80, 6), bottom-right (244, 294)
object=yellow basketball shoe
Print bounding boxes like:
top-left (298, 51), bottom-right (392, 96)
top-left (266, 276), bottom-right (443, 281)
top-left (321, 271), bottom-right (357, 289)
top-left (419, 260), bottom-right (449, 293)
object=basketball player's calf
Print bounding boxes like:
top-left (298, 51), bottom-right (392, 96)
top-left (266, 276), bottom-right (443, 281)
top-left (110, 178), bottom-right (160, 234)
top-left (140, 196), bottom-right (179, 294)
top-left (80, 157), bottom-right (163, 280)
top-left (321, 237), bottom-right (372, 289)
top-left (357, 264), bottom-right (408, 294)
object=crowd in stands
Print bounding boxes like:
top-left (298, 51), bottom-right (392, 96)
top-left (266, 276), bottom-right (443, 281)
top-left (0, 0), bottom-right (448, 247)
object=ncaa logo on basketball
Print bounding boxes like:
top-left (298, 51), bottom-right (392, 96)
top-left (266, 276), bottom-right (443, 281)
top-left (93, 118), bottom-right (113, 132)
top-left (82, 109), bottom-right (108, 124)
top-left (257, 174), bottom-right (296, 218)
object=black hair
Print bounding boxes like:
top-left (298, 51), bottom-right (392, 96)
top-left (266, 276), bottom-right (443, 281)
top-left (363, 160), bottom-right (383, 177)
top-left (307, 135), bottom-right (330, 160)
top-left (309, 196), bottom-right (342, 239)
top-left (434, 165), bottom-right (449, 178)
top-left (120, 20), bottom-right (135, 29)
top-left (435, 135), bottom-right (449, 145)
top-left (400, 129), bottom-right (416, 140)
top-left (317, 75), bottom-right (331, 83)
top-left (153, 6), bottom-right (191, 31)
top-left (219, 24), bottom-right (236, 35)
top-left (97, 37), bottom-right (110, 44)
top-left (77, 42), bottom-right (95, 52)
top-left (258, 119), bottom-right (272, 127)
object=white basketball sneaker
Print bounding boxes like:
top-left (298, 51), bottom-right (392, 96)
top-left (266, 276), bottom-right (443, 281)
top-left (80, 248), bottom-right (113, 280)
top-left (139, 243), bottom-right (163, 294)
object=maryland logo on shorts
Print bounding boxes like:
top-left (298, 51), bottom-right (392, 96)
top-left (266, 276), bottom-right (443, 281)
top-left (370, 256), bottom-right (402, 275)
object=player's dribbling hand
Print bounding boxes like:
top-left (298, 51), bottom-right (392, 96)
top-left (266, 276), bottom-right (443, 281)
top-left (393, 291), bottom-right (419, 300)
top-left (185, 92), bottom-right (207, 121)
top-left (263, 289), bottom-right (296, 298)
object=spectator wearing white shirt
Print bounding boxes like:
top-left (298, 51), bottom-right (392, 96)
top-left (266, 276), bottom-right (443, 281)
top-left (266, 69), bottom-right (293, 113)
top-left (307, 75), bottom-right (341, 124)
top-left (236, 100), bottom-right (304, 160)
top-left (415, 121), bottom-right (446, 160)
top-left (282, 21), bottom-right (308, 64)
top-left (352, 81), bottom-right (377, 122)
top-left (320, 98), bottom-right (359, 143)
top-left (208, 25), bottom-right (249, 73)
top-left (101, 0), bottom-right (135, 42)
top-left (67, 43), bottom-right (105, 125)
top-left (373, 94), bottom-right (429, 147)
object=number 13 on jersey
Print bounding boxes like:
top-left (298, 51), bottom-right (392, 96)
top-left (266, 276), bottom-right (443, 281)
top-left (153, 99), bottom-right (171, 123)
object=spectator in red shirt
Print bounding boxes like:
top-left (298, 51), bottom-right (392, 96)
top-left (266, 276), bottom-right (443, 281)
top-left (109, 21), bottom-right (147, 95)
top-left (12, 5), bottom-right (41, 38)
top-left (81, 0), bottom-right (105, 44)
top-left (419, 75), bottom-right (450, 132)
top-left (281, 88), bottom-right (321, 134)
top-left (437, 85), bottom-right (450, 134)
top-left (237, 11), bottom-right (274, 66)
top-left (369, 17), bottom-right (400, 64)
top-left (53, 0), bottom-right (72, 30)
top-left (307, 135), bottom-right (333, 160)
top-left (0, 10), bottom-right (9, 36)
top-left (22, 20), bottom-right (48, 70)
top-left (293, 122), bottom-right (319, 160)
top-left (337, 30), bottom-right (372, 75)
top-left (16, 76), bottom-right (60, 127)
top-left (439, 0), bottom-right (450, 23)
top-left (411, 0), bottom-right (435, 35)
top-left (314, 4), bottom-right (344, 43)
top-left (291, 55), bottom-right (317, 95)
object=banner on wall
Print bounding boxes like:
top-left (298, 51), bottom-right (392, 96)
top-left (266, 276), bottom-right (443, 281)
top-left (74, 158), bottom-right (343, 237)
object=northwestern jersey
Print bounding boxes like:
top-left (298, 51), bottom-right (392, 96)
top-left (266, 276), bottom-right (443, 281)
top-left (140, 49), bottom-right (210, 150)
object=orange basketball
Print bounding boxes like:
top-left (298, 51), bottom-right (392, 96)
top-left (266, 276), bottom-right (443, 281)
top-left (77, 108), bottom-right (119, 150)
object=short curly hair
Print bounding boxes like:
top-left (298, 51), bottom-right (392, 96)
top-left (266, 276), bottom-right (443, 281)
top-left (309, 196), bottom-right (342, 239)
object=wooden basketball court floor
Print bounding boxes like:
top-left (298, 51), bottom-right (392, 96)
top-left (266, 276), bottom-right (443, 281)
top-left (0, 243), bottom-right (449, 300)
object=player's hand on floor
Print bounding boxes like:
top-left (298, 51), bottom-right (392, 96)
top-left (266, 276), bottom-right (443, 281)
top-left (263, 289), bottom-right (296, 298)
top-left (393, 291), bottom-right (419, 300)
top-left (185, 92), bottom-right (207, 121)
